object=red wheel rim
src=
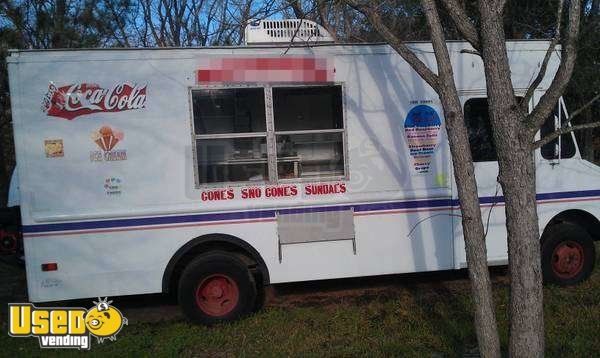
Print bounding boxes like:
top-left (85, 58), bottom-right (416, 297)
top-left (195, 274), bottom-right (240, 317)
top-left (551, 241), bottom-right (585, 279)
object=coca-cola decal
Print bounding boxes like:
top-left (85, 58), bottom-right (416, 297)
top-left (42, 82), bottom-right (147, 120)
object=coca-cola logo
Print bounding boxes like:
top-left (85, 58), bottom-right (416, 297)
top-left (42, 82), bottom-right (147, 120)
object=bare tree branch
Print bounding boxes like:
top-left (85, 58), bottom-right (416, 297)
top-left (288, 0), bottom-right (305, 19)
top-left (103, 0), bottom-right (132, 47)
top-left (525, 0), bottom-right (581, 133)
top-left (519, 0), bottom-right (564, 111)
top-left (316, 0), bottom-right (338, 41)
top-left (566, 91), bottom-right (600, 120)
top-left (420, 0), bottom-right (454, 84)
top-left (496, 0), bottom-right (508, 12)
top-left (141, 0), bottom-right (162, 46)
top-left (460, 48), bottom-right (481, 56)
top-left (533, 122), bottom-right (600, 149)
top-left (439, 0), bottom-right (479, 50)
top-left (343, 0), bottom-right (440, 91)
top-left (532, 91), bottom-right (600, 149)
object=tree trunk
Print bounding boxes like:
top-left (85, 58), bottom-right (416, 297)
top-left (502, 139), bottom-right (544, 357)
top-left (344, 1), bottom-right (502, 355)
top-left (439, 90), bottom-right (502, 358)
top-left (478, 2), bottom-right (545, 356)
top-left (580, 107), bottom-right (595, 161)
top-left (421, 1), bottom-right (501, 355)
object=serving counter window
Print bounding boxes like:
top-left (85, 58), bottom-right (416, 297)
top-left (273, 86), bottom-right (345, 180)
top-left (190, 84), bottom-right (347, 186)
top-left (192, 88), bottom-right (268, 184)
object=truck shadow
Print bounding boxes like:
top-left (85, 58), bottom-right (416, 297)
top-left (0, 257), bottom-right (508, 328)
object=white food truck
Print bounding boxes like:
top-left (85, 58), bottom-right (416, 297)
top-left (6, 20), bottom-right (600, 324)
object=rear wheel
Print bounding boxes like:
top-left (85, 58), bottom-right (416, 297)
top-left (253, 280), bottom-right (266, 313)
top-left (541, 223), bottom-right (595, 286)
top-left (178, 251), bottom-right (257, 325)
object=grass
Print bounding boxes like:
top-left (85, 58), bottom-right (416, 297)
top-left (1, 247), bottom-right (599, 357)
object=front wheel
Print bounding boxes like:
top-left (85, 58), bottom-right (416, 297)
top-left (178, 251), bottom-right (257, 325)
top-left (541, 223), bottom-right (595, 286)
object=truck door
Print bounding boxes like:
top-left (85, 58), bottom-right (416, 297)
top-left (453, 96), bottom-right (508, 267)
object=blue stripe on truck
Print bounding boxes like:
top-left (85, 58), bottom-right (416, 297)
top-left (21, 189), bottom-right (600, 234)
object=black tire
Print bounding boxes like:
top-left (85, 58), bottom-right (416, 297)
top-left (252, 280), bottom-right (266, 313)
top-left (178, 251), bottom-right (257, 325)
top-left (541, 223), bottom-right (595, 286)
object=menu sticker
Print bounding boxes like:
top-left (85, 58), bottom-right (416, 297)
top-left (404, 105), bottom-right (442, 174)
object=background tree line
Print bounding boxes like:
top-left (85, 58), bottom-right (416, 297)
top-left (1, 1), bottom-right (598, 355)
top-left (0, 0), bottom-right (598, 204)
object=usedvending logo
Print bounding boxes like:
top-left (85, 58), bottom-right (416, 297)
top-left (8, 297), bottom-right (127, 349)
top-left (90, 126), bottom-right (127, 162)
top-left (42, 82), bottom-right (146, 120)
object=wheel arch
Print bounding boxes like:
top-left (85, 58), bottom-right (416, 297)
top-left (162, 233), bottom-right (270, 294)
top-left (542, 209), bottom-right (600, 242)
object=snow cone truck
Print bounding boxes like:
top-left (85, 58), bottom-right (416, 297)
top-left (6, 20), bottom-right (600, 324)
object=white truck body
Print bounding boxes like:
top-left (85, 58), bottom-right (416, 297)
top-left (7, 41), bottom-right (600, 302)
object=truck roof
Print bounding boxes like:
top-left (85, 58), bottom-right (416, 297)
top-left (7, 40), bottom-right (556, 62)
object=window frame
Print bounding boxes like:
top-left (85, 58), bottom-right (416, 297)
top-left (189, 84), bottom-right (271, 188)
top-left (188, 82), bottom-right (349, 188)
top-left (539, 96), bottom-right (578, 162)
top-left (271, 83), bottom-right (349, 183)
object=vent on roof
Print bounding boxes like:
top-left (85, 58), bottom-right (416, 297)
top-left (244, 19), bottom-right (334, 45)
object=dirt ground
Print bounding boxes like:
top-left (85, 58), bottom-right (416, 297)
top-left (0, 255), bottom-right (509, 324)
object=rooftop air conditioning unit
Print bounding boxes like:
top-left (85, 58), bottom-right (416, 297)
top-left (244, 19), bottom-right (335, 45)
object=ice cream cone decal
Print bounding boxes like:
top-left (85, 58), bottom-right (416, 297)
top-left (91, 126), bottom-right (124, 151)
top-left (404, 105), bottom-right (441, 174)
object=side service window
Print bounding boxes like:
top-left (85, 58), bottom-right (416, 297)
top-left (464, 98), bottom-right (497, 162)
top-left (273, 86), bottom-right (345, 179)
top-left (191, 85), bottom-right (347, 186)
top-left (192, 88), bottom-right (268, 184)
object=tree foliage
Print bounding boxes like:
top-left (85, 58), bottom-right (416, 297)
top-left (0, 1), bottom-right (597, 355)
